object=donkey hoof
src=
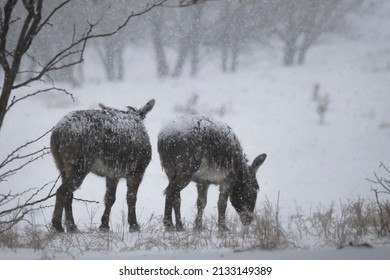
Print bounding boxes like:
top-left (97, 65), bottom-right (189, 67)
top-left (176, 225), bottom-right (185, 232)
top-left (51, 223), bottom-right (65, 233)
top-left (218, 224), bottom-right (230, 232)
top-left (164, 224), bottom-right (176, 232)
top-left (66, 224), bottom-right (78, 233)
top-left (99, 225), bottom-right (110, 232)
top-left (194, 220), bottom-right (204, 231)
top-left (194, 225), bottom-right (205, 232)
top-left (129, 224), bottom-right (140, 232)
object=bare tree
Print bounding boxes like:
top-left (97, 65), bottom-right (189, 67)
top-left (171, 4), bottom-right (204, 77)
top-left (220, 0), bottom-right (239, 72)
top-left (296, 0), bottom-right (363, 65)
top-left (219, 0), bottom-right (258, 72)
top-left (150, 1), bottom-right (213, 78)
top-left (262, 0), bottom-right (363, 66)
top-left (0, 0), bottom-right (166, 132)
top-left (150, 7), bottom-right (170, 77)
top-left (89, 0), bottom-right (141, 81)
top-left (94, 33), bottom-right (126, 81)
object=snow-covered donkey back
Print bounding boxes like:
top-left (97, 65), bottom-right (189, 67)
top-left (51, 99), bottom-right (155, 233)
top-left (158, 115), bottom-right (267, 231)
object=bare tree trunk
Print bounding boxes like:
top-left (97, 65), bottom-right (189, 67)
top-left (190, 5), bottom-right (202, 77)
top-left (117, 46), bottom-right (124, 80)
top-left (172, 39), bottom-right (189, 77)
top-left (151, 8), bottom-right (169, 77)
top-left (221, 43), bottom-right (228, 72)
top-left (220, 1), bottom-right (230, 73)
top-left (190, 43), bottom-right (200, 77)
top-left (297, 46), bottom-right (308, 65)
top-left (0, 0), bottom-right (43, 131)
top-left (297, 32), bottom-right (317, 65)
top-left (172, 5), bottom-right (203, 77)
top-left (96, 37), bottom-right (125, 81)
top-left (153, 35), bottom-right (169, 77)
top-left (230, 39), bottom-right (239, 72)
top-left (283, 40), bottom-right (297, 66)
top-left (0, 76), bottom-right (14, 130)
top-left (219, 1), bottom-right (242, 73)
top-left (106, 44), bottom-right (116, 81)
top-left (229, 2), bottom-right (243, 72)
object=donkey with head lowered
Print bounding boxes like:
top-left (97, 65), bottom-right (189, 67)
top-left (51, 99), bottom-right (155, 232)
top-left (158, 115), bottom-right (267, 231)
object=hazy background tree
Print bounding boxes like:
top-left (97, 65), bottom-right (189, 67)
top-left (171, 4), bottom-right (204, 77)
top-left (261, 0), bottom-right (364, 66)
top-left (146, 0), bottom-right (365, 75)
top-left (0, 0), bottom-right (367, 127)
top-left (217, 0), bottom-right (267, 72)
top-left (219, 0), bottom-right (243, 72)
top-left (0, 0), bottom-right (166, 131)
top-left (150, 7), bottom-right (170, 77)
top-left (87, 0), bottom-right (149, 81)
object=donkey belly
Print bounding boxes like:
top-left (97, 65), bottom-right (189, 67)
top-left (192, 158), bottom-right (229, 185)
top-left (91, 158), bottom-right (136, 178)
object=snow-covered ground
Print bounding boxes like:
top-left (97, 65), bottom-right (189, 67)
top-left (1, 242), bottom-right (389, 260)
top-left (1, 4), bottom-right (390, 264)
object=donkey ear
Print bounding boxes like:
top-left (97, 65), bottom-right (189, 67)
top-left (99, 103), bottom-right (112, 110)
top-left (251, 153), bottom-right (267, 173)
top-left (138, 99), bottom-right (155, 119)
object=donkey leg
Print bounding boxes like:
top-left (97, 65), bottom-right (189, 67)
top-left (63, 172), bottom-right (88, 232)
top-left (163, 182), bottom-right (177, 231)
top-left (126, 173), bottom-right (145, 232)
top-left (164, 175), bottom-right (191, 231)
top-left (173, 191), bottom-right (184, 231)
top-left (52, 183), bottom-right (68, 232)
top-left (217, 184), bottom-right (230, 231)
top-left (64, 191), bottom-right (77, 232)
top-left (99, 177), bottom-right (119, 231)
top-left (194, 183), bottom-right (209, 230)
top-left (52, 175), bottom-right (82, 232)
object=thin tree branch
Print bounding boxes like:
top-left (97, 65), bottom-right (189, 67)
top-left (6, 87), bottom-right (74, 112)
top-left (0, 128), bottom-right (52, 182)
top-left (12, 0), bottom-right (168, 90)
top-left (0, 147), bottom-right (50, 182)
top-left (0, 128), bottom-right (52, 169)
top-left (0, 176), bottom-right (60, 234)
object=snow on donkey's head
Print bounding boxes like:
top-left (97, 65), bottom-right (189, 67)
top-left (50, 99), bottom-right (155, 233)
top-left (158, 115), bottom-right (267, 231)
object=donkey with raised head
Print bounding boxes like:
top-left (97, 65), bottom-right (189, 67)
top-left (158, 115), bottom-right (267, 231)
top-left (51, 99), bottom-right (155, 233)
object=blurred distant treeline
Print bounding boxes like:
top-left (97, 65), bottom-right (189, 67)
top-left (7, 0), bottom-right (371, 85)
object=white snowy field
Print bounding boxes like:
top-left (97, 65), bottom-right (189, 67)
top-left (1, 6), bottom-right (390, 262)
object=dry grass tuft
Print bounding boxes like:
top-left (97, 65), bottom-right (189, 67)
top-left (1, 195), bottom-right (389, 257)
